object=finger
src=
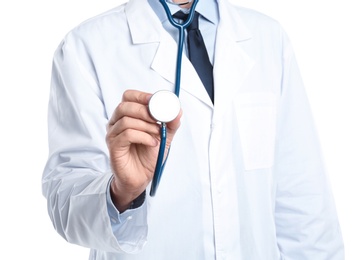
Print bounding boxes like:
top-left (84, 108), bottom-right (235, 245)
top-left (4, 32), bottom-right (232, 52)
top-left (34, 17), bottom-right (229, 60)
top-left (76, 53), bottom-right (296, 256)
top-left (122, 89), bottom-right (152, 105)
top-left (108, 116), bottom-right (160, 138)
top-left (108, 101), bottom-right (154, 126)
top-left (108, 128), bottom-right (158, 148)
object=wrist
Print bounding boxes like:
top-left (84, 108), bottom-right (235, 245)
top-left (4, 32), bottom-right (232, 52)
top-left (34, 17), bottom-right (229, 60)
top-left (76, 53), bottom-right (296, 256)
top-left (110, 178), bottom-right (145, 213)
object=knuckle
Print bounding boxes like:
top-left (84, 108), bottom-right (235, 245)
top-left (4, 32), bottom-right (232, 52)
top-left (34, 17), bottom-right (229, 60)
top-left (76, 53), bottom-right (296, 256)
top-left (122, 128), bottom-right (133, 140)
top-left (119, 116), bottom-right (130, 127)
top-left (117, 101), bottom-right (126, 112)
top-left (122, 90), bottom-right (132, 100)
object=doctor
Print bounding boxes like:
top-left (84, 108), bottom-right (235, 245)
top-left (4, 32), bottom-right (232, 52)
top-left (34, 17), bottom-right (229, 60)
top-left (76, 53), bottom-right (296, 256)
top-left (42, 0), bottom-right (344, 259)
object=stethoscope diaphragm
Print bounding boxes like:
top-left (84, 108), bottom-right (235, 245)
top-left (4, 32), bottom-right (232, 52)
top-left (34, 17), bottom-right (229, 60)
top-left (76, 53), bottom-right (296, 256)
top-left (148, 90), bottom-right (180, 123)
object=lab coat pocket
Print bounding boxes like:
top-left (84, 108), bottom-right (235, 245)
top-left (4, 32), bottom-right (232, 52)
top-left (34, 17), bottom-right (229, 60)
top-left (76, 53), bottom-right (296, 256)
top-left (234, 93), bottom-right (277, 170)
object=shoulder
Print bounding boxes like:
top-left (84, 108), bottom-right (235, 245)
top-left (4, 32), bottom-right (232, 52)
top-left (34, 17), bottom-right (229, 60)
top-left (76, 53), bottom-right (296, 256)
top-left (232, 5), bottom-right (283, 33)
top-left (223, 3), bottom-right (290, 47)
top-left (220, 2), bottom-right (294, 60)
top-left (62, 4), bottom-right (128, 45)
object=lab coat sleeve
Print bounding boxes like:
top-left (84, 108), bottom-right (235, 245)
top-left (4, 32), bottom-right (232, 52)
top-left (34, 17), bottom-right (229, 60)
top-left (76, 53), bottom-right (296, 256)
top-left (42, 36), bottom-right (147, 253)
top-left (273, 31), bottom-right (344, 259)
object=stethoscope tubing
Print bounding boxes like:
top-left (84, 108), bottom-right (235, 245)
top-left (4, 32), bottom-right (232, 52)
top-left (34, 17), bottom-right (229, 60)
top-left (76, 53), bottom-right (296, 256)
top-left (149, 0), bottom-right (199, 196)
top-left (159, 0), bottom-right (199, 97)
top-left (149, 122), bottom-right (167, 196)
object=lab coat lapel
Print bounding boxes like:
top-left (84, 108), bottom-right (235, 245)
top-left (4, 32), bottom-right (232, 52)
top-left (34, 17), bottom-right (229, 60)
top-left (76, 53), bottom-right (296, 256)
top-left (126, 0), bottom-right (161, 44)
top-left (126, 0), bottom-right (176, 85)
top-left (126, 0), bottom-right (211, 105)
top-left (152, 35), bottom-right (211, 106)
top-left (213, 0), bottom-right (255, 120)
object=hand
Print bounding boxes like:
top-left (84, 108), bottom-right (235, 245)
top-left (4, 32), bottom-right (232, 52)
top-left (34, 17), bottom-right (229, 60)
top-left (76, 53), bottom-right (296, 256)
top-left (106, 90), bottom-right (182, 212)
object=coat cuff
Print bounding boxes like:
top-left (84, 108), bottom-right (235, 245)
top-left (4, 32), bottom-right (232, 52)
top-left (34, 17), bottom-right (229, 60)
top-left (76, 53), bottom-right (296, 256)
top-left (106, 177), bottom-right (148, 253)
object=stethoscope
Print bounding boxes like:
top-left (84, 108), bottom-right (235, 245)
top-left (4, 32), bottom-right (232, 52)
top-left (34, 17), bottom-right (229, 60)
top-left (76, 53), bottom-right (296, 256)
top-left (148, 0), bottom-right (199, 196)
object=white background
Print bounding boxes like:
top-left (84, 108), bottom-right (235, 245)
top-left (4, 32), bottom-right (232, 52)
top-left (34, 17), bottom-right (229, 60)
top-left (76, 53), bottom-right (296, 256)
top-left (0, 0), bottom-right (361, 259)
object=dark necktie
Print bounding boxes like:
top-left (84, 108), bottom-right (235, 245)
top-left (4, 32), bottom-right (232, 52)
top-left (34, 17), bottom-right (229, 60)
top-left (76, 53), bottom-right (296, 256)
top-left (173, 11), bottom-right (214, 103)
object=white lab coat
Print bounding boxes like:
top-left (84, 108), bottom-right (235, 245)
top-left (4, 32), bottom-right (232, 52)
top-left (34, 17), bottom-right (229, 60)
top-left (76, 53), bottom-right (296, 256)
top-left (42, 0), bottom-right (344, 259)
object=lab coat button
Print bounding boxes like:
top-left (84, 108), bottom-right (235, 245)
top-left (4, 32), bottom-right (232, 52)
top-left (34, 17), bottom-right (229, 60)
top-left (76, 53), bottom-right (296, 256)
top-left (127, 216), bottom-right (133, 221)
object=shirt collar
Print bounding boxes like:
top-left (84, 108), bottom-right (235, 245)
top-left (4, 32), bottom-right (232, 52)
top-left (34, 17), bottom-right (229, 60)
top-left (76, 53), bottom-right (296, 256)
top-left (147, 0), bottom-right (219, 25)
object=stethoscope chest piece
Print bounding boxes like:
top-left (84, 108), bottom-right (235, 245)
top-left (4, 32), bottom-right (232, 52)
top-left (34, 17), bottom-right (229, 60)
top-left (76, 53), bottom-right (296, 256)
top-left (149, 90), bottom-right (180, 123)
